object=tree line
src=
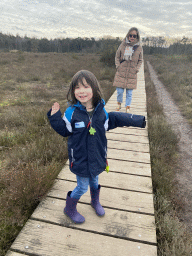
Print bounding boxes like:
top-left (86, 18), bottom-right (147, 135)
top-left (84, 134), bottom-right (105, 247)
top-left (1, 32), bottom-right (192, 65)
top-left (0, 32), bottom-right (121, 54)
top-left (142, 36), bottom-right (192, 55)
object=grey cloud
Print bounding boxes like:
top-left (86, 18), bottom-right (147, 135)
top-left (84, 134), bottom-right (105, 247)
top-left (0, 0), bottom-right (192, 38)
top-left (14, 26), bottom-right (24, 31)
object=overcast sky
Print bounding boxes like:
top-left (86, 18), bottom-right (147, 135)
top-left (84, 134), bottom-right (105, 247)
top-left (0, 0), bottom-right (192, 39)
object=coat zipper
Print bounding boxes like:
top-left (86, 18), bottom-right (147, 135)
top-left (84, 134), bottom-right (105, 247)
top-left (86, 110), bottom-right (93, 129)
top-left (85, 102), bottom-right (100, 129)
top-left (105, 147), bottom-right (109, 173)
top-left (71, 148), bottom-right (75, 168)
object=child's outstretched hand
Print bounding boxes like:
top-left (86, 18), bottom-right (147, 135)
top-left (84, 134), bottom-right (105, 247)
top-left (51, 102), bottom-right (60, 116)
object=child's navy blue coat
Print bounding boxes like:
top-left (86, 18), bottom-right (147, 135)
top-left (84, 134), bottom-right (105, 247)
top-left (47, 100), bottom-right (146, 178)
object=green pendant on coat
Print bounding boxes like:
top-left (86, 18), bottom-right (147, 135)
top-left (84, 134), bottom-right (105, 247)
top-left (89, 127), bottom-right (96, 135)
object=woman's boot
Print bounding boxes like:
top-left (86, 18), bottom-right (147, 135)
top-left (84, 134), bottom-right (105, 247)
top-left (90, 185), bottom-right (105, 216)
top-left (116, 102), bottom-right (121, 111)
top-left (64, 191), bottom-right (85, 223)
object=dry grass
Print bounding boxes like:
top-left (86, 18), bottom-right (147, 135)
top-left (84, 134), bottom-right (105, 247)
top-left (3, 50), bottom-right (191, 255)
top-left (145, 57), bottom-right (192, 255)
top-left (146, 54), bottom-right (192, 126)
top-left (0, 51), bottom-right (116, 255)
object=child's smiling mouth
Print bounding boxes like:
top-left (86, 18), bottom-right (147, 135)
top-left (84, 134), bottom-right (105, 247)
top-left (79, 95), bottom-right (87, 99)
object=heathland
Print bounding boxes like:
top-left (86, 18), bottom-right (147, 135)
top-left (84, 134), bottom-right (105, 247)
top-left (0, 50), bottom-right (192, 256)
top-left (0, 51), bottom-right (116, 255)
top-left (145, 54), bottom-right (192, 255)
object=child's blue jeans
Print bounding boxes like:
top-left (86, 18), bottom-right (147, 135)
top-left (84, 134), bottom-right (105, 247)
top-left (116, 87), bottom-right (133, 107)
top-left (70, 175), bottom-right (99, 200)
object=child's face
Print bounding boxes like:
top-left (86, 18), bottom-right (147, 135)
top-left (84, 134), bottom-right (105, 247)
top-left (74, 78), bottom-right (93, 109)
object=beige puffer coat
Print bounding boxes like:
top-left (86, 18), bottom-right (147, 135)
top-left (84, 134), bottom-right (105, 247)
top-left (113, 39), bottom-right (143, 89)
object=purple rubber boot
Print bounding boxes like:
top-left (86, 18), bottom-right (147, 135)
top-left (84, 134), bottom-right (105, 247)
top-left (90, 185), bottom-right (105, 216)
top-left (64, 191), bottom-right (85, 224)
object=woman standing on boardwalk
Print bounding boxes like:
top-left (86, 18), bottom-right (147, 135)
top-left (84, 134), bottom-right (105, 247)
top-left (113, 27), bottom-right (143, 112)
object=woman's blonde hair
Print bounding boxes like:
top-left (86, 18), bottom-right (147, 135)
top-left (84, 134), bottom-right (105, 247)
top-left (126, 27), bottom-right (140, 42)
top-left (67, 70), bottom-right (103, 107)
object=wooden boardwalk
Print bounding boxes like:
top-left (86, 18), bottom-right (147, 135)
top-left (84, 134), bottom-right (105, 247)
top-left (6, 64), bottom-right (157, 256)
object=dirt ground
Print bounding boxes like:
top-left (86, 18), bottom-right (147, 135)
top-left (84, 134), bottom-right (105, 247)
top-left (147, 61), bottom-right (192, 232)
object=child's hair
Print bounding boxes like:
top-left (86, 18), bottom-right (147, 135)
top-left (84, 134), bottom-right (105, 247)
top-left (67, 70), bottom-right (103, 107)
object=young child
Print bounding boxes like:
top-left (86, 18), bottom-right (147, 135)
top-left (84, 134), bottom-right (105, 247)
top-left (47, 70), bottom-right (146, 224)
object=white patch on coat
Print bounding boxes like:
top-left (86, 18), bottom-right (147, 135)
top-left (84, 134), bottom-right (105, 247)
top-left (63, 114), bottom-right (72, 132)
top-left (104, 118), bottom-right (109, 131)
top-left (75, 121), bottom-right (85, 128)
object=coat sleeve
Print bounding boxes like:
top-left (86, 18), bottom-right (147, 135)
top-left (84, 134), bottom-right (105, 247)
top-left (107, 112), bottom-right (146, 130)
top-left (47, 109), bottom-right (72, 137)
top-left (115, 43), bottom-right (123, 68)
top-left (136, 46), bottom-right (143, 72)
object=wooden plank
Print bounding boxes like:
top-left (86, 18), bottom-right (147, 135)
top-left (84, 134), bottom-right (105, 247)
top-left (105, 108), bottom-right (147, 114)
top-left (108, 140), bottom-right (149, 153)
top-left (132, 95), bottom-right (146, 99)
top-left (58, 167), bottom-right (153, 193)
top-left (106, 100), bottom-right (146, 105)
top-left (109, 91), bottom-right (146, 96)
top-left (107, 127), bottom-right (148, 136)
top-left (105, 104), bottom-right (146, 110)
top-left (108, 91), bottom-right (146, 96)
top-left (105, 108), bottom-right (147, 116)
top-left (108, 95), bottom-right (146, 100)
top-left (48, 180), bottom-right (155, 214)
top-left (107, 100), bottom-right (146, 104)
top-left (6, 252), bottom-right (24, 256)
top-left (10, 220), bottom-right (157, 256)
top-left (109, 95), bottom-right (146, 100)
top-left (108, 101), bottom-right (146, 105)
top-left (64, 159), bottom-right (152, 176)
top-left (98, 171), bottom-right (153, 193)
top-left (107, 133), bottom-right (149, 144)
top-left (105, 106), bottom-right (147, 111)
top-left (108, 98), bottom-right (146, 105)
top-left (107, 159), bottom-right (151, 176)
top-left (31, 197), bottom-right (156, 244)
top-left (107, 148), bottom-right (150, 163)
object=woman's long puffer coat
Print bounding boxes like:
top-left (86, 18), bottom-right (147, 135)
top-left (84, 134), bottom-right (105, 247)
top-left (113, 39), bottom-right (143, 89)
